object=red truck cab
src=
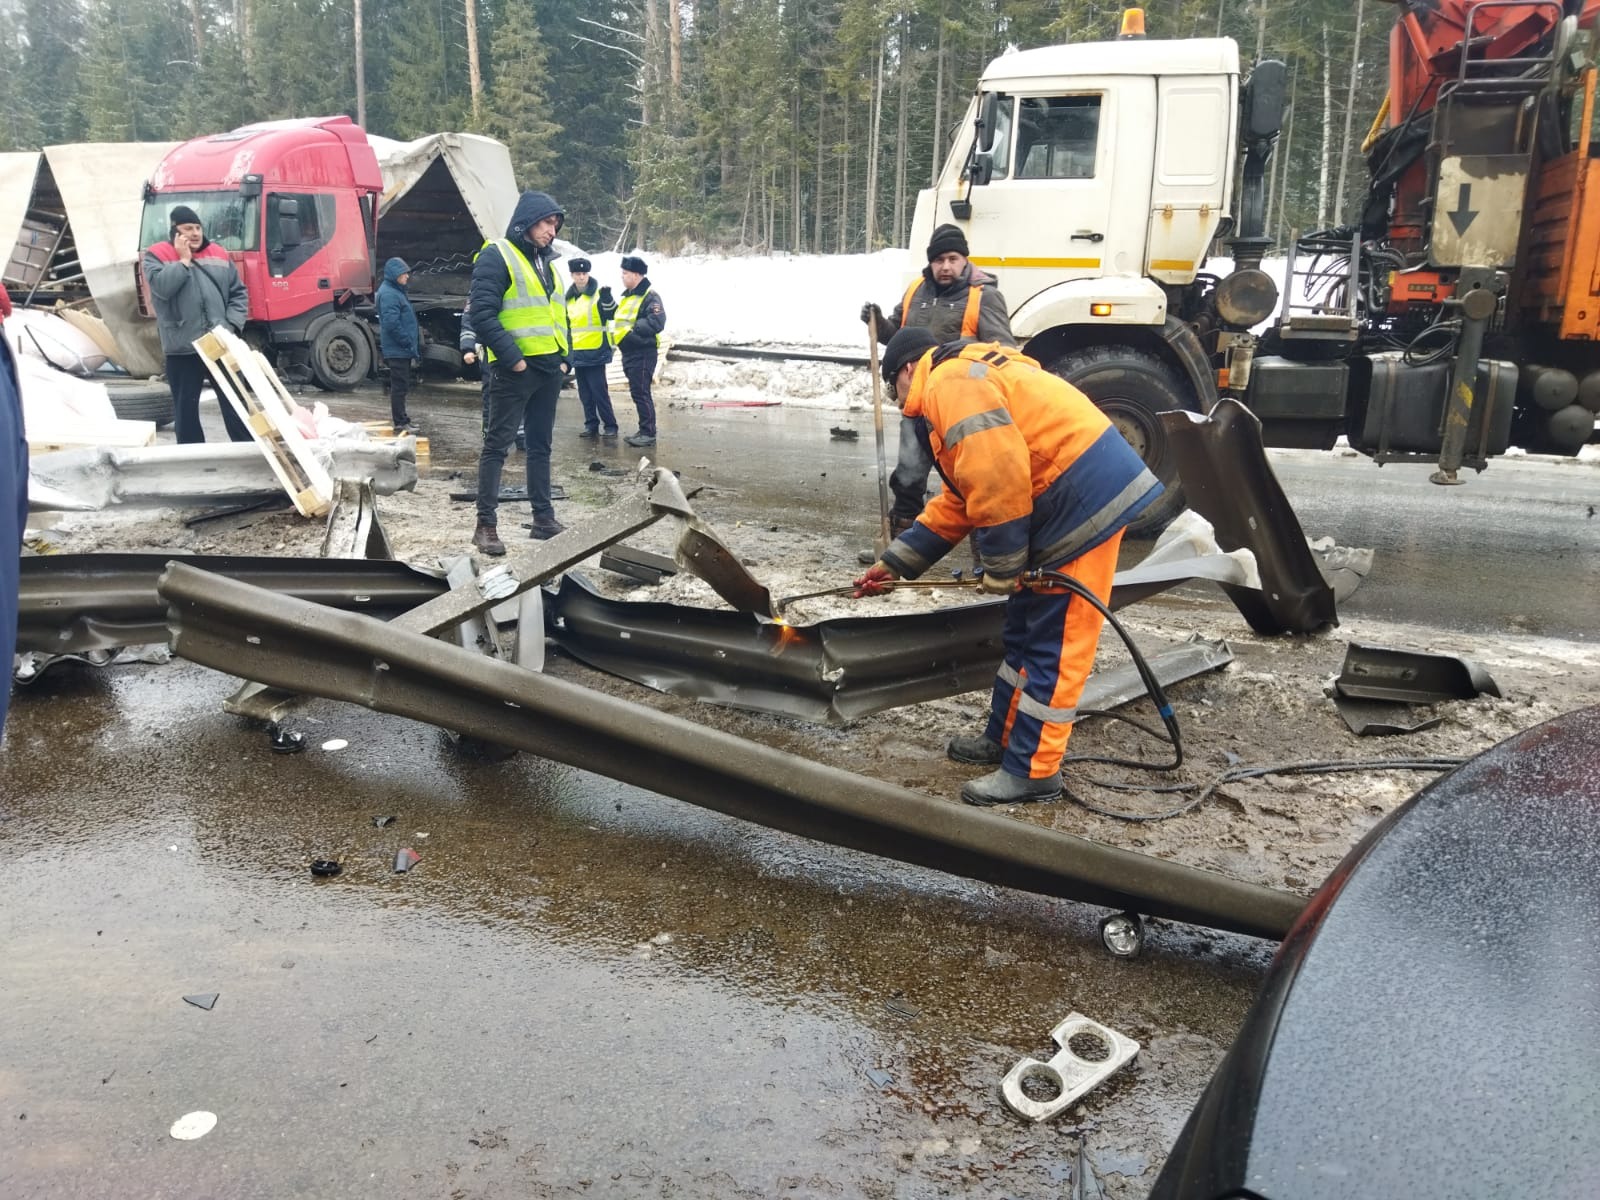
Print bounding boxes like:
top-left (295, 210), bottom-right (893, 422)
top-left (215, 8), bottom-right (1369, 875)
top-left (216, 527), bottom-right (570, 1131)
top-left (138, 116), bottom-right (383, 390)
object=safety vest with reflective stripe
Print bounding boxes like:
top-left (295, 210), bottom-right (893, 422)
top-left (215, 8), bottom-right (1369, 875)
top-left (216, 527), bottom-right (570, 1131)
top-left (610, 288), bottom-right (660, 348)
top-left (901, 278), bottom-right (983, 338)
top-left (485, 238), bottom-right (567, 362)
top-left (882, 343), bottom-right (1161, 581)
top-left (567, 291), bottom-right (606, 351)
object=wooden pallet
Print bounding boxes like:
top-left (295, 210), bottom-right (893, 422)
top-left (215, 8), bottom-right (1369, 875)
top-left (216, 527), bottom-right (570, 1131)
top-left (357, 422), bottom-right (430, 472)
top-left (194, 327), bottom-right (334, 517)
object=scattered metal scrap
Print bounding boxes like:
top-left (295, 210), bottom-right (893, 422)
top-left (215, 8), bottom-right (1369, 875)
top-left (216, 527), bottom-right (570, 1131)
top-left (157, 561), bottom-right (1304, 940)
top-left (182, 993), bottom-right (219, 1011)
top-left (1331, 641), bottom-right (1501, 736)
top-left (1162, 400), bottom-right (1338, 633)
top-left (1000, 1013), bottom-right (1140, 1122)
top-left (546, 572), bottom-right (1233, 725)
top-left (320, 479), bottom-right (394, 560)
top-left (598, 544), bottom-right (678, 584)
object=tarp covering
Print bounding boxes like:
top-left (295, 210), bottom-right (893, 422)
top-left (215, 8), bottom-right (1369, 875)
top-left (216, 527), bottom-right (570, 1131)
top-left (369, 132), bottom-right (516, 239)
top-left (0, 151), bottom-right (43, 290)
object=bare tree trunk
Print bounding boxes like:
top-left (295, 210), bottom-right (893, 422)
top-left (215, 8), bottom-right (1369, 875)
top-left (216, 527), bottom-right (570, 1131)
top-left (815, 87), bottom-right (825, 251)
top-left (893, 9), bottom-right (909, 247)
top-left (187, 0), bottom-right (205, 60)
top-left (865, 37), bottom-right (885, 249)
top-left (931, 6), bottom-right (945, 186)
top-left (839, 102), bottom-right (849, 254)
top-left (353, 0), bottom-right (366, 129)
top-left (1332, 0), bottom-right (1365, 227)
top-left (668, 0), bottom-right (681, 93)
top-left (643, 0), bottom-right (660, 127)
top-left (792, 90), bottom-right (802, 252)
top-left (1216, 0), bottom-right (1226, 36)
top-left (1254, 0), bottom-right (1267, 62)
top-left (1317, 22), bottom-right (1332, 227)
top-left (236, 0), bottom-right (252, 65)
top-left (464, 0), bottom-right (483, 125)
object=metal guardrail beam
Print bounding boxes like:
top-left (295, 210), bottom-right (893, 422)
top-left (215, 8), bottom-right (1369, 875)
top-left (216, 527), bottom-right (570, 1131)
top-left (16, 553), bottom-right (446, 654)
top-left (158, 561), bottom-right (1305, 941)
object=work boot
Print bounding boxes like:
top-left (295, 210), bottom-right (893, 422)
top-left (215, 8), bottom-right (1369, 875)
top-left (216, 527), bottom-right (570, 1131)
top-left (529, 515), bottom-right (567, 540)
top-left (960, 768), bottom-right (1062, 807)
top-left (472, 522), bottom-right (506, 557)
top-left (947, 732), bottom-right (1004, 765)
top-left (602, 427), bottom-right (620, 439)
top-left (625, 432), bottom-right (656, 447)
top-left (578, 427), bottom-right (599, 439)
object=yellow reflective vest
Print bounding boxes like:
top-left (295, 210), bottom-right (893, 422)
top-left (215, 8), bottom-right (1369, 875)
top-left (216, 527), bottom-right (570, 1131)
top-left (485, 238), bottom-right (567, 363)
top-left (610, 288), bottom-right (660, 349)
top-left (567, 290), bottom-right (606, 352)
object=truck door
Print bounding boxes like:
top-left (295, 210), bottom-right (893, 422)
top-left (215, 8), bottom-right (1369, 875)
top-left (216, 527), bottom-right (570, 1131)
top-left (966, 76), bottom-right (1157, 293)
top-left (1147, 75), bottom-right (1234, 284)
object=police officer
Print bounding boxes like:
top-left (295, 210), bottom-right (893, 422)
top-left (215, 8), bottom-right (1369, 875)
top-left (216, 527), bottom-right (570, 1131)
top-left (565, 257), bottom-right (619, 439)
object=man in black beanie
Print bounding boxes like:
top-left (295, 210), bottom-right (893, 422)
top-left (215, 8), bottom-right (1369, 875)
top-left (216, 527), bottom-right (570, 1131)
top-left (141, 205), bottom-right (251, 444)
top-left (855, 222), bottom-right (1015, 562)
top-left (611, 255), bottom-right (666, 447)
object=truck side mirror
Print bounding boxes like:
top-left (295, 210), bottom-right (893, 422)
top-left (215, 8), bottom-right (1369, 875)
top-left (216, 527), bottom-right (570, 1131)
top-left (1243, 59), bottom-right (1288, 140)
top-left (976, 91), bottom-right (999, 153)
top-left (971, 149), bottom-right (995, 187)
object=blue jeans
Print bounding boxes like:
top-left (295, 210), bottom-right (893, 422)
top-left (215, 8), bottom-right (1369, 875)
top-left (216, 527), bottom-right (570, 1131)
top-left (475, 359), bottom-right (561, 524)
top-left (622, 351), bottom-right (657, 436)
top-left (575, 364), bottom-right (618, 432)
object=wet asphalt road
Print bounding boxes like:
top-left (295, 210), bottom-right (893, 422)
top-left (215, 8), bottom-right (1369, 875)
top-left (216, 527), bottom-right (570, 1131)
top-left (2, 380), bottom-right (1594, 1197)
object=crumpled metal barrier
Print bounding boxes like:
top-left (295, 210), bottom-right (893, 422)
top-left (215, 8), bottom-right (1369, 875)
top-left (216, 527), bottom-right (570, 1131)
top-left (157, 561), bottom-right (1304, 941)
top-left (1162, 400), bottom-right (1338, 634)
top-left (547, 572), bottom-right (1234, 725)
top-left (15, 553), bottom-right (445, 655)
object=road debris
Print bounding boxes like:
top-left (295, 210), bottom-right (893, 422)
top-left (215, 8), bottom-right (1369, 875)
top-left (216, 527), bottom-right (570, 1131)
top-left (393, 848), bottom-right (421, 873)
top-left (268, 727), bottom-right (306, 754)
top-left (321, 738), bottom-right (348, 751)
top-left (168, 1111), bottom-right (217, 1141)
top-left (372, 815), bottom-right (395, 828)
top-left (181, 993), bottom-right (219, 1011)
top-left (1330, 642), bottom-right (1500, 736)
top-left (1000, 1013), bottom-right (1140, 1123)
top-left (310, 860), bottom-right (343, 877)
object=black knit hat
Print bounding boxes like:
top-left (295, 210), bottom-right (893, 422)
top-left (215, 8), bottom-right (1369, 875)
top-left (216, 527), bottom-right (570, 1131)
top-left (881, 326), bottom-right (940, 383)
top-left (169, 204), bottom-right (203, 231)
top-left (926, 223), bottom-right (970, 261)
top-left (568, 257), bottom-right (592, 273)
top-left (620, 255), bottom-right (648, 275)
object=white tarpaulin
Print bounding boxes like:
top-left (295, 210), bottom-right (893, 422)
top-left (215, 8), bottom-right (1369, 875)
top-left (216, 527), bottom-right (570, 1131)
top-left (43, 141), bottom-right (179, 378)
top-left (0, 151), bottom-right (43, 290)
top-left (369, 132), bottom-right (517, 240)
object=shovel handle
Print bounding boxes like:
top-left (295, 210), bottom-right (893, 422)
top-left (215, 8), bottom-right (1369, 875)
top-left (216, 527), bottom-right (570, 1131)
top-left (868, 332), bottom-right (892, 553)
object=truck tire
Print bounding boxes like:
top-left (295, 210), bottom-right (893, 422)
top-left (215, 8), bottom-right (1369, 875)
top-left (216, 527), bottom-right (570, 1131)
top-left (106, 380), bottom-right (174, 428)
top-left (1044, 345), bottom-right (1195, 537)
top-left (309, 317), bottom-right (373, 391)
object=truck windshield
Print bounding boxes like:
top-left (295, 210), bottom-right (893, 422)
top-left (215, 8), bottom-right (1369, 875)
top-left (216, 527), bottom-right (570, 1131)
top-left (140, 191), bottom-right (260, 253)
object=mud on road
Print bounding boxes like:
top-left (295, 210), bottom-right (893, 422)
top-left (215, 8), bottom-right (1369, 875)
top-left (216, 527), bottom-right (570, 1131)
top-left (6, 374), bottom-right (1596, 1197)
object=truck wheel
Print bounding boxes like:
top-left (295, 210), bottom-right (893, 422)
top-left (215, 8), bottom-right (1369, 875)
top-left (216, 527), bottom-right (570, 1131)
top-left (309, 317), bottom-right (373, 391)
top-left (1045, 345), bottom-right (1195, 537)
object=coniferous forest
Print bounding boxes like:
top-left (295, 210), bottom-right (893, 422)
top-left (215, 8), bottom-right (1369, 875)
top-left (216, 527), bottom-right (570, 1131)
top-left (0, 0), bottom-right (1390, 253)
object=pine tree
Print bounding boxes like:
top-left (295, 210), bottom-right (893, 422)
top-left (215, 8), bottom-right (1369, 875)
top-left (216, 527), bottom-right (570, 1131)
top-left (483, 20), bottom-right (562, 189)
top-left (22, 0), bottom-right (87, 143)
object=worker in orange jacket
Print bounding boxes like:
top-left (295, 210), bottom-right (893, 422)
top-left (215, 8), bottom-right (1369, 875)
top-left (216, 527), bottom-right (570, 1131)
top-left (855, 327), bottom-right (1162, 807)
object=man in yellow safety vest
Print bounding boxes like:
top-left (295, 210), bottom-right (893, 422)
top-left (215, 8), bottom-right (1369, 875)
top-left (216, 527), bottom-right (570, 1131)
top-left (611, 255), bottom-right (666, 448)
top-left (468, 190), bottom-right (570, 556)
top-left (565, 257), bottom-right (619, 439)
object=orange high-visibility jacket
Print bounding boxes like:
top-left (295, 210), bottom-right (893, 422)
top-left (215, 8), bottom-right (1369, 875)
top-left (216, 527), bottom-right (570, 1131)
top-left (881, 342), bottom-right (1162, 580)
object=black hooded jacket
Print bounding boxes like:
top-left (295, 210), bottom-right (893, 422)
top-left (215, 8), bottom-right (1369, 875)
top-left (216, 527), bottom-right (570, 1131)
top-left (468, 191), bottom-right (565, 370)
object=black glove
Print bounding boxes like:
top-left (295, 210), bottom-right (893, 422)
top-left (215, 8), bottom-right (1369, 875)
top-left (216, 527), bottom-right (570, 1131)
top-left (599, 287), bottom-right (614, 304)
top-left (860, 302), bottom-right (884, 330)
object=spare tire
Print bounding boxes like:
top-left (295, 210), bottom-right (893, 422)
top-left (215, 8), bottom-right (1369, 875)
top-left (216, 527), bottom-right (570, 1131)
top-left (105, 380), bottom-right (174, 428)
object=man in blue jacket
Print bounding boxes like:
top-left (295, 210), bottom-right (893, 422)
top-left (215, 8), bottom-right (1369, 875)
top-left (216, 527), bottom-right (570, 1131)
top-left (469, 191), bottom-right (568, 555)
top-left (376, 257), bottom-right (420, 431)
top-left (0, 283), bottom-right (25, 740)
